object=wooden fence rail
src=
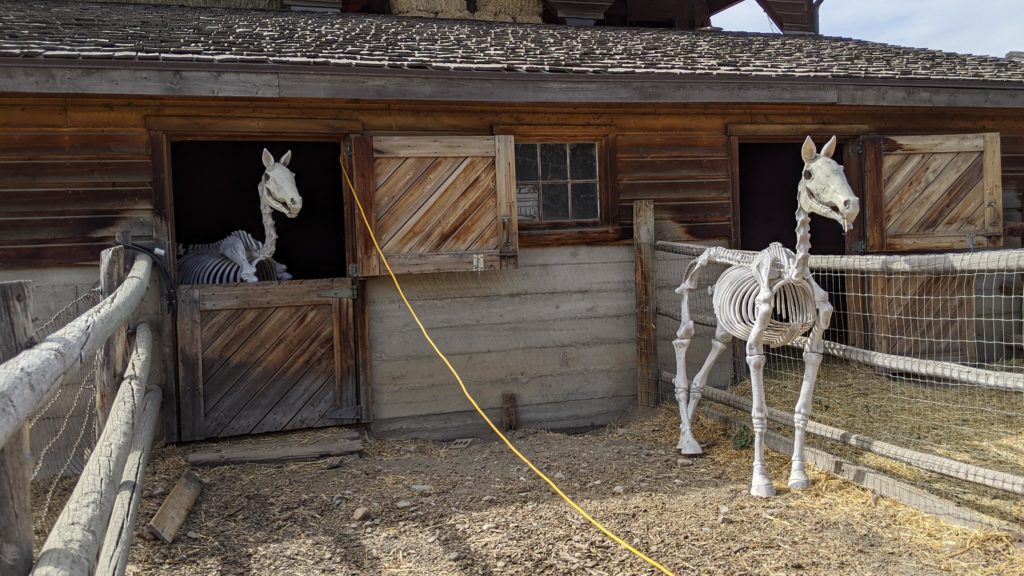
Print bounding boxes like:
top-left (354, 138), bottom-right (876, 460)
top-left (0, 255), bottom-right (152, 450)
top-left (0, 281), bottom-right (34, 576)
top-left (659, 371), bottom-right (1024, 497)
top-left (33, 323), bottom-right (155, 576)
top-left (95, 384), bottom-right (161, 576)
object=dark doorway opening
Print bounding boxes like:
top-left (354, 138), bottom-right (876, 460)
top-left (738, 142), bottom-right (850, 344)
top-left (171, 140), bottom-right (346, 280)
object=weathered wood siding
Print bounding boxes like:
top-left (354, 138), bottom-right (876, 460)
top-left (0, 129), bottom-right (155, 267)
top-left (367, 245), bottom-right (636, 438)
top-left (3, 97), bottom-right (1024, 440)
top-left (617, 132), bottom-right (732, 242)
top-left (1003, 135), bottom-right (1024, 249)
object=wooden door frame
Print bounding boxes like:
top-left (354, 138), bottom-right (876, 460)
top-left (147, 116), bottom-right (371, 441)
top-left (726, 124), bottom-right (869, 254)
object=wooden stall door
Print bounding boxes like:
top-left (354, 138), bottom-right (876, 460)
top-left (176, 279), bottom-right (358, 441)
top-left (349, 135), bottom-right (518, 276)
top-left (856, 133), bottom-right (1003, 362)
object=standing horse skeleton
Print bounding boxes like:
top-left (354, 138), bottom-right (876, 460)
top-left (672, 136), bottom-right (860, 497)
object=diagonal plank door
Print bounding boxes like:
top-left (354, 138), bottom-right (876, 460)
top-left (859, 133), bottom-right (1001, 362)
top-left (350, 135), bottom-right (518, 275)
top-left (176, 279), bottom-right (359, 441)
top-left (865, 133), bottom-right (1003, 252)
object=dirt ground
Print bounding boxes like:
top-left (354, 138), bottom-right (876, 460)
top-left (44, 406), bottom-right (1024, 576)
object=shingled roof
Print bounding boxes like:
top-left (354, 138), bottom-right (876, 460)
top-left (2, 0), bottom-right (1024, 106)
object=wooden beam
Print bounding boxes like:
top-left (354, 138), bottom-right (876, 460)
top-left (0, 281), bottom-right (34, 576)
top-left (685, 375), bottom-right (1024, 495)
top-left (754, 0), bottom-right (785, 31)
top-left (145, 470), bottom-right (203, 545)
top-left (185, 434), bottom-right (362, 466)
top-left (5, 64), bottom-right (1024, 109)
top-left (634, 199), bottom-right (658, 407)
top-left (0, 256), bottom-right (152, 449)
top-left (707, 0), bottom-right (745, 15)
top-left (700, 405), bottom-right (1021, 535)
top-left (34, 323), bottom-right (154, 576)
top-left (95, 384), bottom-right (161, 576)
top-left (96, 243), bottom-right (127, 431)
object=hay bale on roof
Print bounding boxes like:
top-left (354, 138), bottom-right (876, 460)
top-left (475, 0), bottom-right (543, 23)
top-left (390, 0), bottom-right (472, 19)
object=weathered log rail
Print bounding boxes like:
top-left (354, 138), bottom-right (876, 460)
top-left (0, 256), bottom-right (152, 449)
top-left (0, 249), bottom-right (160, 576)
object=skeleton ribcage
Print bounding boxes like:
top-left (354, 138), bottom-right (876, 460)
top-left (177, 254), bottom-right (278, 285)
top-left (178, 230), bottom-right (275, 285)
top-left (713, 265), bottom-right (818, 348)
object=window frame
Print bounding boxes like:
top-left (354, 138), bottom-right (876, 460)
top-left (494, 125), bottom-right (619, 246)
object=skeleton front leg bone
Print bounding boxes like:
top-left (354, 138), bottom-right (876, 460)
top-left (746, 286), bottom-right (775, 497)
top-left (218, 234), bottom-right (260, 282)
top-left (673, 278), bottom-right (701, 455)
top-left (788, 277), bottom-right (832, 490)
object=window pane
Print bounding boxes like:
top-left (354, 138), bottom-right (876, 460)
top-left (571, 182), bottom-right (599, 220)
top-left (515, 143), bottom-right (538, 181)
top-left (542, 182), bottom-right (570, 220)
top-left (569, 143), bottom-right (597, 180)
top-left (541, 143), bottom-right (568, 180)
top-left (517, 183), bottom-right (540, 222)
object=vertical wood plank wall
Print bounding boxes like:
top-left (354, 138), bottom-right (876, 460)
top-left (1, 97), bottom-right (1023, 437)
top-left (1002, 135), bottom-right (1024, 249)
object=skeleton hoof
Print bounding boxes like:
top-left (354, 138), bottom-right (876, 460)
top-left (788, 471), bottom-right (812, 490)
top-left (750, 481), bottom-right (776, 498)
top-left (241, 271), bottom-right (258, 282)
top-left (277, 272), bottom-right (293, 281)
top-left (677, 431), bottom-right (703, 455)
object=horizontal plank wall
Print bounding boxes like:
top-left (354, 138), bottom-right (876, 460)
top-left (616, 132), bottom-right (731, 242)
top-left (0, 129), bottom-right (155, 268)
top-left (367, 245), bottom-right (636, 438)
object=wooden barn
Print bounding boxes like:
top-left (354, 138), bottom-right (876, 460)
top-left (0, 0), bottom-right (1022, 445)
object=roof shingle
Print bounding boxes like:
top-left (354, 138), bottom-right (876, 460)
top-left (2, 0), bottom-right (1024, 84)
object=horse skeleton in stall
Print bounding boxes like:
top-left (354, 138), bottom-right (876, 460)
top-left (178, 149), bottom-right (302, 284)
top-left (673, 136), bottom-right (860, 497)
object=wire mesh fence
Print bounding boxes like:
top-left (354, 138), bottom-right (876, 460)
top-left (655, 242), bottom-right (1024, 528)
top-left (25, 286), bottom-right (106, 534)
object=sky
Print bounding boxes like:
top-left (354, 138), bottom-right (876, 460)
top-left (712, 0), bottom-right (1023, 58)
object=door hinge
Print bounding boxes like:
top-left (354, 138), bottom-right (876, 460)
top-left (344, 141), bottom-right (352, 156)
top-left (472, 253), bottom-right (485, 272)
top-left (348, 263), bottom-right (359, 277)
top-left (325, 405), bottom-right (362, 421)
top-left (852, 240), bottom-right (867, 254)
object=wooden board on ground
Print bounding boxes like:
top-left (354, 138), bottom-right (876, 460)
top-left (147, 469), bottom-right (203, 545)
top-left (186, 432), bottom-right (363, 466)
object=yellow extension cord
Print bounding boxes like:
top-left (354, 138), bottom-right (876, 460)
top-left (340, 159), bottom-right (677, 576)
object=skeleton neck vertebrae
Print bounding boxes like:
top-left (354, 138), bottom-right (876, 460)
top-left (178, 149), bottom-right (302, 285)
top-left (671, 136), bottom-right (859, 497)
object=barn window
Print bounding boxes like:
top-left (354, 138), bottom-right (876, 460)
top-left (514, 142), bottom-right (600, 222)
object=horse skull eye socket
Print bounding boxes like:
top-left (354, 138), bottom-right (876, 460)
top-left (803, 170), bottom-right (813, 180)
